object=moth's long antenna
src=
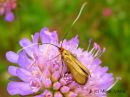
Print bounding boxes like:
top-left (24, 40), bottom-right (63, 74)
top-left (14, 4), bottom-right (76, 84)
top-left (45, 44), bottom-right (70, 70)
top-left (71, 2), bottom-right (87, 27)
top-left (17, 43), bottom-right (59, 54)
top-left (87, 38), bottom-right (93, 51)
top-left (61, 2), bottom-right (87, 47)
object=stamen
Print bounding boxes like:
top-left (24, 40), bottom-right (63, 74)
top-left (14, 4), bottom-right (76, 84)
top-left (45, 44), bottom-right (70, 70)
top-left (87, 38), bottom-right (93, 52)
top-left (31, 35), bottom-right (33, 39)
top-left (90, 42), bottom-right (106, 58)
top-left (89, 47), bottom-right (96, 55)
top-left (96, 48), bottom-right (106, 57)
top-left (94, 49), bottom-right (101, 57)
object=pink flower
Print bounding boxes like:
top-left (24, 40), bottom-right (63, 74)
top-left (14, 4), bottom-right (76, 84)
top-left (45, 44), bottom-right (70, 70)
top-left (102, 8), bottom-right (112, 17)
top-left (0, 0), bottom-right (17, 22)
top-left (6, 27), bottom-right (116, 97)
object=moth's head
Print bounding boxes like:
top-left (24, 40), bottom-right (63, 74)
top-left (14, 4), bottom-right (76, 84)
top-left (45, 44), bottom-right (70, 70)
top-left (58, 47), bottom-right (64, 53)
top-left (58, 47), bottom-right (70, 58)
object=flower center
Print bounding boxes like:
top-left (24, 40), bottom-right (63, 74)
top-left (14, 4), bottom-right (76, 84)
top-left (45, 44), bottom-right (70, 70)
top-left (63, 73), bottom-right (73, 84)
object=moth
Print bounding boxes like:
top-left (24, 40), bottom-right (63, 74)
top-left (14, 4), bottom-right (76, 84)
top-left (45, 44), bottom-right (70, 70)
top-left (58, 46), bottom-right (91, 85)
top-left (45, 2), bottom-right (90, 85)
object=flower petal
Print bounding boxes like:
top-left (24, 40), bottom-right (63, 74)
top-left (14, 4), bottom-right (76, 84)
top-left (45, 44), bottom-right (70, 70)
top-left (19, 38), bottom-right (33, 58)
top-left (62, 35), bottom-right (79, 50)
top-left (6, 51), bottom-right (18, 63)
top-left (34, 90), bottom-right (53, 97)
top-left (53, 82), bottom-right (61, 90)
top-left (7, 81), bottom-right (33, 95)
top-left (54, 92), bottom-right (63, 97)
top-left (66, 92), bottom-right (77, 97)
top-left (40, 27), bottom-right (58, 44)
top-left (8, 66), bottom-right (18, 76)
top-left (32, 33), bottom-right (40, 56)
top-left (60, 86), bottom-right (70, 94)
top-left (5, 11), bottom-right (14, 22)
top-left (17, 51), bottom-right (32, 68)
top-left (51, 71), bottom-right (60, 82)
top-left (68, 35), bottom-right (79, 48)
top-left (42, 78), bottom-right (52, 88)
top-left (0, 7), bottom-right (4, 15)
top-left (33, 33), bottom-right (40, 43)
top-left (93, 58), bottom-right (102, 66)
top-left (19, 38), bottom-right (32, 47)
top-left (16, 68), bottom-right (32, 82)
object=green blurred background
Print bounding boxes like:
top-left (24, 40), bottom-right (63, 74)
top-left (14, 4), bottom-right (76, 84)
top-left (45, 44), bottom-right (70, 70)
top-left (0, 0), bottom-right (129, 97)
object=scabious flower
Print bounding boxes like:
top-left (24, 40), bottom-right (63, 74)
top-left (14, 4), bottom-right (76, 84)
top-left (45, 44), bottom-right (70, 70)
top-left (0, 0), bottom-right (17, 22)
top-left (6, 27), bottom-right (116, 97)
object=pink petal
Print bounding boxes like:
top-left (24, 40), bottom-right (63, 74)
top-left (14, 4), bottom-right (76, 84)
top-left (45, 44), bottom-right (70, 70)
top-left (6, 51), bottom-right (18, 63)
top-left (62, 35), bottom-right (79, 50)
top-left (5, 11), bottom-right (15, 22)
top-left (51, 71), bottom-right (60, 82)
top-left (34, 90), bottom-right (53, 97)
top-left (40, 27), bottom-right (58, 44)
top-left (19, 38), bottom-right (33, 58)
top-left (54, 92), bottom-right (63, 97)
top-left (7, 81), bottom-right (34, 95)
top-left (17, 51), bottom-right (32, 68)
top-left (33, 33), bottom-right (40, 43)
top-left (66, 92), bottom-right (77, 97)
top-left (16, 68), bottom-right (32, 82)
top-left (42, 78), bottom-right (52, 88)
top-left (53, 82), bottom-right (61, 90)
top-left (8, 66), bottom-right (18, 76)
top-left (60, 86), bottom-right (70, 94)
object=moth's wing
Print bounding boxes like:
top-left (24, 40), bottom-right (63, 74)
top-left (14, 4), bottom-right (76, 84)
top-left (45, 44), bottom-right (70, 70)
top-left (71, 53), bottom-right (91, 76)
top-left (64, 56), bottom-right (88, 85)
top-left (70, 64), bottom-right (88, 85)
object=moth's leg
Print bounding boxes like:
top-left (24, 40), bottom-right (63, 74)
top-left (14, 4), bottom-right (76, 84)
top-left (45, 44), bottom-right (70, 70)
top-left (59, 56), bottom-right (66, 76)
top-left (60, 57), bottom-right (64, 76)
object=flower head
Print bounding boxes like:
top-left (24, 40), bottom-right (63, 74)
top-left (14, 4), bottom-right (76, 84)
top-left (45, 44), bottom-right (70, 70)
top-left (0, 0), bottom-right (17, 22)
top-left (6, 27), bottom-right (116, 97)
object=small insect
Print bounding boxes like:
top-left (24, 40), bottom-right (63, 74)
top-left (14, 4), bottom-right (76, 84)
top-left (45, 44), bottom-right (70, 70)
top-left (44, 2), bottom-right (91, 85)
top-left (59, 46), bottom-right (91, 85)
